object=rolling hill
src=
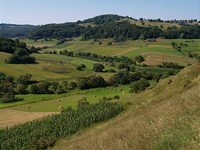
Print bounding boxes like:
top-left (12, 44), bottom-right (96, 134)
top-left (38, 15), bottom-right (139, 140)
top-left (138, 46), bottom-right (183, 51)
top-left (52, 63), bottom-right (200, 150)
top-left (0, 14), bottom-right (199, 150)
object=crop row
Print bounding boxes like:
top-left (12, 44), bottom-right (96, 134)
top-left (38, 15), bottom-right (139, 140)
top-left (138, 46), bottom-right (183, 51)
top-left (0, 99), bottom-right (125, 150)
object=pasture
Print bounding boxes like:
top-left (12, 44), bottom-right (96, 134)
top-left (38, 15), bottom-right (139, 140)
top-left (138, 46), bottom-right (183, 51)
top-left (0, 37), bottom-right (199, 129)
top-left (11, 85), bottom-right (130, 112)
top-left (23, 38), bottom-right (199, 66)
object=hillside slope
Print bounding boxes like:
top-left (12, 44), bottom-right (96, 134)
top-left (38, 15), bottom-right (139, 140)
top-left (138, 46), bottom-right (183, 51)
top-left (52, 63), bottom-right (200, 150)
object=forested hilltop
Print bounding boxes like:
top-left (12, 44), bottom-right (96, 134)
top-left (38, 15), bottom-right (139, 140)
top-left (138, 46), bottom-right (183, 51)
top-left (1, 14), bottom-right (199, 41)
top-left (0, 24), bottom-right (36, 38)
top-left (28, 14), bottom-right (200, 41)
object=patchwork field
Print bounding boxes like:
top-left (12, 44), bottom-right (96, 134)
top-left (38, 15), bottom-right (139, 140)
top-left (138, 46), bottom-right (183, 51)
top-left (23, 38), bottom-right (200, 66)
top-left (0, 37), bottom-right (199, 149)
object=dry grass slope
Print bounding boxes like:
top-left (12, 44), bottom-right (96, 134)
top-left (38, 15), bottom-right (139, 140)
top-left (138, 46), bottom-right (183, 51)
top-left (52, 64), bottom-right (200, 150)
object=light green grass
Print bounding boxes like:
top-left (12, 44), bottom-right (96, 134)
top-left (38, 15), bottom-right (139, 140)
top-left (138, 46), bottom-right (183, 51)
top-left (0, 53), bottom-right (115, 81)
top-left (10, 85), bottom-right (131, 112)
top-left (135, 66), bottom-right (179, 73)
top-left (22, 39), bottom-right (58, 47)
top-left (118, 18), bottom-right (181, 29)
top-left (123, 47), bottom-right (183, 58)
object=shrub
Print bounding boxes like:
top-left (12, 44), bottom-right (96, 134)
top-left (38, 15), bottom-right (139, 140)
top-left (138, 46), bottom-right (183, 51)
top-left (113, 95), bottom-right (120, 100)
top-left (0, 93), bottom-right (17, 103)
top-left (16, 84), bottom-right (27, 94)
top-left (93, 63), bottom-right (104, 72)
top-left (129, 78), bottom-right (150, 93)
top-left (135, 55), bottom-right (145, 63)
top-left (76, 66), bottom-right (83, 71)
top-left (77, 75), bottom-right (107, 90)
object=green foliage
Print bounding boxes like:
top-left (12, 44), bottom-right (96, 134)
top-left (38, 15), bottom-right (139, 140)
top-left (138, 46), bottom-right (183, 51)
top-left (76, 65), bottom-right (83, 71)
top-left (77, 75), bottom-right (107, 90)
top-left (30, 81), bottom-right (52, 94)
top-left (93, 63), bottom-right (104, 72)
top-left (29, 23), bottom-right (85, 39)
top-left (0, 73), bottom-right (16, 101)
top-left (0, 37), bottom-right (27, 53)
top-left (7, 48), bottom-right (36, 64)
top-left (0, 100), bottom-right (125, 150)
top-left (118, 63), bottom-right (130, 71)
top-left (82, 14), bottom-right (123, 25)
top-left (0, 92), bottom-right (17, 103)
top-left (161, 25), bottom-right (200, 39)
top-left (16, 84), bottom-right (27, 94)
top-left (158, 62), bottom-right (184, 69)
top-left (17, 74), bottom-right (32, 84)
top-left (196, 55), bottom-right (200, 63)
top-left (129, 78), bottom-right (150, 93)
top-left (74, 51), bottom-right (135, 65)
top-left (108, 71), bottom-right (131, 85)
top-left (76, 64), bottom-right (86, 71)
top-left (0, 24), bottom-right (36, 38)
top-left (135, 55), bottom-right (145, 63)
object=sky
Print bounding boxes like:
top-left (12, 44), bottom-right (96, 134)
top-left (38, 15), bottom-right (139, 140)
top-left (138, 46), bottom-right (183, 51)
top-left (0, 0), bottom-right (199, 25)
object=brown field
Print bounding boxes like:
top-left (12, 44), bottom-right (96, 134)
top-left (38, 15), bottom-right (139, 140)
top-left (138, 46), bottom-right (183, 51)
top-left (143, 52), bottom-right (194, 66)
top-left (0, 109), bottom-right (56, 128)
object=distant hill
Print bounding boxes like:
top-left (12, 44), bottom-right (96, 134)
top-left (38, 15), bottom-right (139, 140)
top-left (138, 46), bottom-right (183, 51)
top-left (0, 24), bottom-right (37, 38)
top-left (29, 14), bottom-right (200, 41)
top-left (1, 14), bottom-right (200, 40)
top-left (80, 14), bottom-right (125, 24)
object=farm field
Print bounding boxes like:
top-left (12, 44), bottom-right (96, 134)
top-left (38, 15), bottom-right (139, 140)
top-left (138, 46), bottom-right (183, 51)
top-left (23, 38), bottom-right (200, 66)
top-left (2, 38), bottom-right (196, 81)
top-left (12, 85), bottom-right (131, 112)
top-left (0, 109), bottom-right (55, 128)
top-left (0, 84), bottom-right (131, 128)
top-left (0, 12), bottom-right (200, 149)
top-left (0, 52), bottom-right (116, 81)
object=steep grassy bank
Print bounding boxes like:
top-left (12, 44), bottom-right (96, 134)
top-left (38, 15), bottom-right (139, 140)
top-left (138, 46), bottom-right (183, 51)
top-left (52, 64), bottom-right (200, 150)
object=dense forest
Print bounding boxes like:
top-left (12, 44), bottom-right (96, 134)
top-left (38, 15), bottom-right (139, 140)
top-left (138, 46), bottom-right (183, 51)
top-left (28, 15), bottom-right (200, 41)
top-left (80, 14), bottom-right (124, 24)
top-left (1, 15), bottom-right (200, 41)
top-left (0, 24), bottom-right (36, 38)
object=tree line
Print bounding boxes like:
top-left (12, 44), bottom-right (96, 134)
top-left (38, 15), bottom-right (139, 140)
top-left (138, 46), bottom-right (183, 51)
top-left (0, 37), bottom-right (36, 64)
top-left (28, 15), bottom-right (200, 41)
top-left (0, 24), bottom-right (36, 38)
top-left (1, 15), bottom-right (199, 40)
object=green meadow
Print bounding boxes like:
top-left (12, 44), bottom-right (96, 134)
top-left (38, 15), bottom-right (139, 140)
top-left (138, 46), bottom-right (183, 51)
top-left (5, 85), bottom-right (131, 112)
top-left (0, 37), bottom-right (199, 112)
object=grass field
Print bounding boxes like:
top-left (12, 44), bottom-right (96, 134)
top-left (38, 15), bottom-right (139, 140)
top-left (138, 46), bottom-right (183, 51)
top-left (0, 52), bottom-right (116, 81)
top-left (21, 38), bottom-right (199, 66)
top-left (1, 36), bottom-right (200, 149)
top-left (10, 85), bottom-right (131, 112)
top-left (51, 64), bottom-right (200, 150)
top-left (118, 18), bottom-right (182, 29)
